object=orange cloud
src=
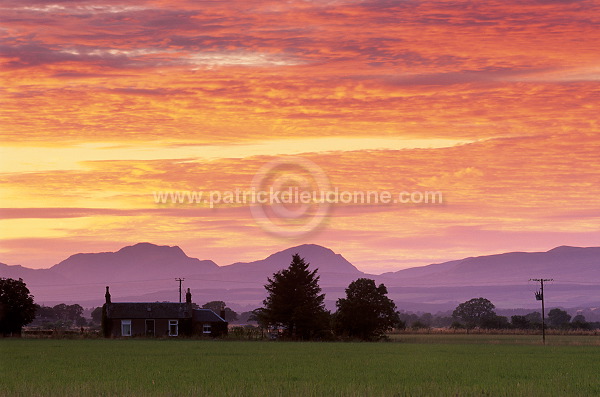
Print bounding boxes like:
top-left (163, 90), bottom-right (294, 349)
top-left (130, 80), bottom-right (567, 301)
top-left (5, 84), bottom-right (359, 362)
top-left (1, 0), bottom-right (599, 272)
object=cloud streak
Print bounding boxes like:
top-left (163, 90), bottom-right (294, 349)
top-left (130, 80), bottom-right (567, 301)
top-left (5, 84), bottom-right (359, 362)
top-left (1, 0), bottom-right (599, 272)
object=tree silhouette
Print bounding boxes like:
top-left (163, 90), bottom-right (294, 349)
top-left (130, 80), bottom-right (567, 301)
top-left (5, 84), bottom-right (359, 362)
top-left (547, 308), bottom-right (571, 329)
top-left (571, 314), bottom-right (590, 330)
top-left (452, 297), bottom-right (496, 329)
top-left (52, 303), bottom-right (84, 323)
top-left (524, 311), bottom-right (542, 327)
top-left (0, 278), bottom-right (36, 335)
top-left (259, 254), bottom-right (329, 339)
top-left (91, 307), bottom-right (103, 324)
top-left (335, 278), bottom-right (399, 340)
top-left (511, 315), bottom-right (531, 329)
top-left (202, 301), bottom-right (238, 322)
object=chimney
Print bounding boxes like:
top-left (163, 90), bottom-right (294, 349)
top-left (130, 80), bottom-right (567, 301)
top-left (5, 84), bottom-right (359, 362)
top-left (105, 286), bottom-right (111, 304)
top-left (185, 288), bottom-right (192, 304)
top-left (220, 307), bottom-right (226, 321)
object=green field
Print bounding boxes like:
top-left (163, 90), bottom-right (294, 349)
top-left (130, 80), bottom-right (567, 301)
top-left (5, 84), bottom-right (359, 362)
top-left (1, 336), bottom-right (599, 396)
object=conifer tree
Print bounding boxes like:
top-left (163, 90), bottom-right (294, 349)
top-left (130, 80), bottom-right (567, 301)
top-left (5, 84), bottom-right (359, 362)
top-left (259, 254), bottom-right (329, 339)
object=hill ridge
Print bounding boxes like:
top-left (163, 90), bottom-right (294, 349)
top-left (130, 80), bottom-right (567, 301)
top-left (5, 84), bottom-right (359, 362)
top-left (1, 243), bottom-right (598, 310)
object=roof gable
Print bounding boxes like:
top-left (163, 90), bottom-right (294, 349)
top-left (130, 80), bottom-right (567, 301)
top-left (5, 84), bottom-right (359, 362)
top-left (193, 309), bottom-right (226, 322)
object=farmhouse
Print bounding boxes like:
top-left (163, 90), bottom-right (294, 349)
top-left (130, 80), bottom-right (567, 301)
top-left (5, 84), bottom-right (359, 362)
top-left (102, 286), bottom-right (227, 337)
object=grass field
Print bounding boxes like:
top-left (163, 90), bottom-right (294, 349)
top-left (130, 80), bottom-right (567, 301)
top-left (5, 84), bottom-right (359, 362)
top-left (1, 335), bottom-right (599, 396)
top-left (390, 333), bottom-right (600, 346)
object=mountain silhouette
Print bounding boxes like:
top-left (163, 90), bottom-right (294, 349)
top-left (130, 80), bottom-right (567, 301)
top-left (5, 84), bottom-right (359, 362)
top-left (380, 246), bottom-right (600, 285)
top-left (51, 242), bottom-right (218, 283)
top-left (1, 243), bottom-right (598, 310)
top-left (218, 244), bottom-right (363, 285)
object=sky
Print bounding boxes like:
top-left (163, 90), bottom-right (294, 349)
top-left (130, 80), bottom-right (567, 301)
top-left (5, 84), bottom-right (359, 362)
top-left (1, 0), bottom-right (599, 274)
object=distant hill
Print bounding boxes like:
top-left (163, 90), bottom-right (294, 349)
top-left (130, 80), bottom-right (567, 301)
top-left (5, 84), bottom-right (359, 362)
top-left (218, 244), bottom-right (364, 286)
top-left (1, 243), bottom-right (598, 310)
top-left (0, 262), bottom-right (69, 285)
top-left (51, 242), bottom-right (219, 283)
top-left (380, 246), bottom-right (600, 285)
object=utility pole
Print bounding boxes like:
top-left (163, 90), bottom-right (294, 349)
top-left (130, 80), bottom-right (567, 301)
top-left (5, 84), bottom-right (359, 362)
top-left (530, 278), bottom-right (553, 345)
top-left (175, 278), bottom-right (185, 303)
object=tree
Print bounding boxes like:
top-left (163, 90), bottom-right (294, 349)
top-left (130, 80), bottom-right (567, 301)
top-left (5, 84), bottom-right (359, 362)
top-left (398, 312), bottom-right (419, 327)
top-left (419, 313), bottom-right (433, 327)
top-left (452, 298), bottom-right (496, 329)
top-left (238, 311), bottom-right (258, 324)
top-left (480, 314), bottom-right (510, 329)
top-left (431, 316), bottom-right (454, 328)
top-left (34, 305), bottom-right (58, 322)
top-left (511, 315), bottom-right (531, 329)
top-left (547, 308), bottom-right (571, 329)
top-left (524, 311), bottom-right (542, 329)
top-left (91, 307), bottom-right (103, 324)
top-left (52, 303), bottom-right (84, 326)
top-left (0, 278), bottom-right (36, 335)
top-left (249, 308), bottom-right (270, 330)
top-left (66, 304), bottom-right (84, 322)
top-left (52, 304), bottom-right (71, 322)
top-left (334, 278), bottom-right (400, 340)
top-left (258, 254), bottom-right (329, 339)
top-left (450, 321), bottom-right (465, 330)
top-left (571, 314), bottom-right (590, 330)
top-left (572, 314), bottom-right (586, 323)
top-left (411, 320), bottom-right (429, 330)
top-left (201, 301), bottom-right (239, 322)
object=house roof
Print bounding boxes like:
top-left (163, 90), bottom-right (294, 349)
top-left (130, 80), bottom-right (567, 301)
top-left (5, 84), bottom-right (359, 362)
top-left (193, 309), bottom-right (226, 323)
top-left (106, 302), bottom-right (192, 319)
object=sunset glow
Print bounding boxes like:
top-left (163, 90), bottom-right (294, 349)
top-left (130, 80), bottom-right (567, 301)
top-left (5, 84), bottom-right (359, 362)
top-left (1, 0), bottom-right (599, 273)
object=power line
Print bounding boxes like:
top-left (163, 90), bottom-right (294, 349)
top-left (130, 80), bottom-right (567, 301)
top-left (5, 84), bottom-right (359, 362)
top-left (175, 278), bottom-right (185, 303)
top-left (529, 278), bottom-right (553, 345)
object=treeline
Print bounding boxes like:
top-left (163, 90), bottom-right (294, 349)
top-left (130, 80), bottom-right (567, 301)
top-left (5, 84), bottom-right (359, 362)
top-left (31, 304), bottom-right (101, 329)
top-left (3, 260), bottom-right (598, 338)
top-left (246, 256), bottom-right (599, 340)
top-left (29, 294), bottom-right (596, 336)
top-left (398, 303), bottom-right (599, 331)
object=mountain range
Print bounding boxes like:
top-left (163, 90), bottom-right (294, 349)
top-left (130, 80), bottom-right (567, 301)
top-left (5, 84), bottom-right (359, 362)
top-left (1, 243), bottom-right (598, 312)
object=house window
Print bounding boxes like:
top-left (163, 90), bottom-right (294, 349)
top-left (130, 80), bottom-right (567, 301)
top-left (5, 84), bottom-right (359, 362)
top-left (168, 320), bottom-right (178, 336)
top-left (203, 324), bottom-right (211, 334)
top-left (121, 320), bottom-right (132, 337)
